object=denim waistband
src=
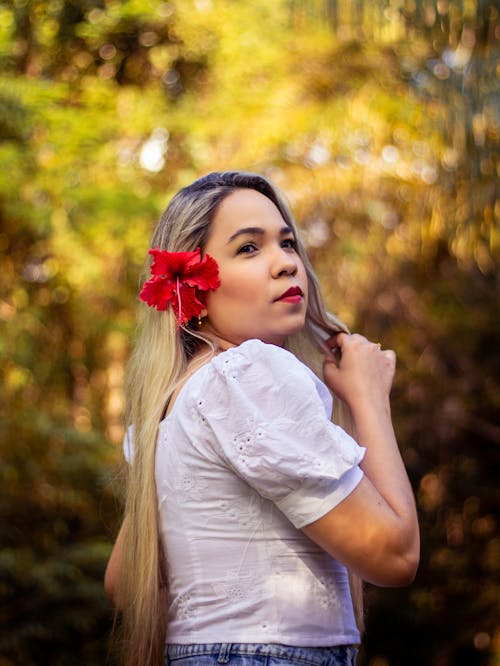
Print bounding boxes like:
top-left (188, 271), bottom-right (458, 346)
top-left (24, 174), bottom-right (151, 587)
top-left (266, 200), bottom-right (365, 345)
top-left (166, 642), bottom-right (358, 665)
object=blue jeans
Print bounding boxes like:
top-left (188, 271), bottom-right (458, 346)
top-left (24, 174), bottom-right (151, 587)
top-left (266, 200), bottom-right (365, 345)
top-left (165, 643), bottom-right (358, 665)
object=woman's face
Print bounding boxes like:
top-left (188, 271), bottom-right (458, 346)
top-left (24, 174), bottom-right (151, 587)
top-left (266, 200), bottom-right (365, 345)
top-left (201, 188), bottom-right (308, 348)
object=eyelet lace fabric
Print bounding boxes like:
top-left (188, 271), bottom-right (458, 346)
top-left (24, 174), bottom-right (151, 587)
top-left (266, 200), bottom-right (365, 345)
top-left (129, 339), bottom-right (365, 647)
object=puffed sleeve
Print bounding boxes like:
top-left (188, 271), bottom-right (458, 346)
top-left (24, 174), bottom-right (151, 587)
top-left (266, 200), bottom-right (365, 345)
top-left (195, 339), bottom-right (365, 528)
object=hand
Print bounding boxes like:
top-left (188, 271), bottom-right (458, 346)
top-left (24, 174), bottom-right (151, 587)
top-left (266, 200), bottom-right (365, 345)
top-left (322, 333), bottom-right (396, 411)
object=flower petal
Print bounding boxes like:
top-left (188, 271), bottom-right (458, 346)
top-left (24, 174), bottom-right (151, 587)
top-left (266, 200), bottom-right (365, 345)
top-left (139, 275), bottom-right (175, 310)
top-left (139, 247), bottom-right (220, 326)
top-left (184, 254), bottom-right (220, 291)
top-left (149, 248), bottom-right (193, 278)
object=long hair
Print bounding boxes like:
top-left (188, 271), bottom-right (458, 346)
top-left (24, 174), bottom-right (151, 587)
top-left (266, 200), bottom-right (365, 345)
top-left (117, 171), bottom-right (363, 665)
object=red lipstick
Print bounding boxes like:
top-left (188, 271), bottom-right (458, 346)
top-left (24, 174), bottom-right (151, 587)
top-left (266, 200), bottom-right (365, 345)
top-left (275, 286), bottom-right (304, 303)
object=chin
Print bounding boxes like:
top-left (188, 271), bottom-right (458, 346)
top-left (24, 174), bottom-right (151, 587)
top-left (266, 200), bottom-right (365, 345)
top-left (216, 317), bottom-right (306, 348)
top-left (261, 324), bottom-right (306, 347)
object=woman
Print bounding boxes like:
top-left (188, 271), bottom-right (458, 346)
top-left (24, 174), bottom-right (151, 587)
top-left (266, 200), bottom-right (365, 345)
top-left (105, 171), bottom-right (419, 666)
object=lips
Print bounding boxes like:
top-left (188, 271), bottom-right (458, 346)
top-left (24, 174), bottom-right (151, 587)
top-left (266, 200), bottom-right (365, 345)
top-left (275, 286), bottom-right (304, 301)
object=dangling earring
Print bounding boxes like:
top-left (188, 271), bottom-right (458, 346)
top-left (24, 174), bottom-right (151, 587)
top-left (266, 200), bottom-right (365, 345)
top-left (197, 315), bottom-right (202, 327)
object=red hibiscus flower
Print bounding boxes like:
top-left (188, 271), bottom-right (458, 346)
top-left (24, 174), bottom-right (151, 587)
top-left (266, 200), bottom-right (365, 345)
top-left (139, 247), bottom-right (220, 326)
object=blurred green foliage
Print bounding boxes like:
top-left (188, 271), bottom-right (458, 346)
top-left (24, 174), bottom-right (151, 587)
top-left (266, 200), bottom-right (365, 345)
top-left (0, 0), bottom-right (498, 664)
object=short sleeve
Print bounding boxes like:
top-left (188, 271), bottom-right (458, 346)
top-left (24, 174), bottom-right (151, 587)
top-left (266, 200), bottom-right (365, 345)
top-left (195, 339), bottom-right (365, 528)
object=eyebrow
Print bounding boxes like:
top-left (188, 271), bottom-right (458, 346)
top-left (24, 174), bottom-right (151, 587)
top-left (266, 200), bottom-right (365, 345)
top-left (227, 225), bottom-right (294, 244)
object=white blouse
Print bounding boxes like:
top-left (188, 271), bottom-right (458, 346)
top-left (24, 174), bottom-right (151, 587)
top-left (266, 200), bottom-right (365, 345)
top-left (125, 339), bottom-right (365, 646)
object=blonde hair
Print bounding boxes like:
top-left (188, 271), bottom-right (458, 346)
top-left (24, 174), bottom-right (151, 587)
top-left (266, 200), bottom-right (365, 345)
top-left (117, 172), bottom-right (363, 665)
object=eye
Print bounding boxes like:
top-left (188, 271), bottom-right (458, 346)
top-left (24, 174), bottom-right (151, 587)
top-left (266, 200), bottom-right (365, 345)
top-left (281, 237), bottom-right (297, 251)
top-left (237, 242), bottom-right (258, 254)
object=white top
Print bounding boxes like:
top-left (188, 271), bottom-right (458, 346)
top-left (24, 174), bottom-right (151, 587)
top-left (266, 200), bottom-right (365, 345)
top-left (125, 339), bottom-right (366, 646)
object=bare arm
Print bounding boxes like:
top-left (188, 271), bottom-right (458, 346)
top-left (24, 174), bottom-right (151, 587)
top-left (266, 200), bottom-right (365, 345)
top-left (302, 333), bottom-right (419, 587)
top-left (104, 518), bottom-right (127, 607)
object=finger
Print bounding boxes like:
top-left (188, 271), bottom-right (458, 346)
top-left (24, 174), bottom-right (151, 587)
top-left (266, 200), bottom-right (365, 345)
top-left (323, 345), bottom-right (341, 365)
top-left (382, 349), bottom-right (396, 366)
top-left (332, 332), bottom-right (348, 347)
top-left (343, 333), bottom-right (373, 352)
top-left (325, 331), bottom-right (345, 346)
top-left (323, 332), bottom-right (346, 357)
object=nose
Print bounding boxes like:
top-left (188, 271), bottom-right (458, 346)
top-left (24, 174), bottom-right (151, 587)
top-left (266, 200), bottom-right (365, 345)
top-left (272, 246), bottom-right (298, 278)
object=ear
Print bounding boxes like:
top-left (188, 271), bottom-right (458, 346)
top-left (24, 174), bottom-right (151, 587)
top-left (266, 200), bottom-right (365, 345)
top-left (200, 307), bottom-right (208, 319)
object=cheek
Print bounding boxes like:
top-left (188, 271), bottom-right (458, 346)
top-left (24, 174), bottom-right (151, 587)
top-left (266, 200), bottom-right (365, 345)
top-left (206, 274), bottom-right (264, 324)
top-left (217, 268), bottom-right (260, 299)
top-left (206, 280), bottom-right (250, 314)
top-left (299, 265), bottom-right (309, 296)
top-left (213, 284), bottom-right (255, 310)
